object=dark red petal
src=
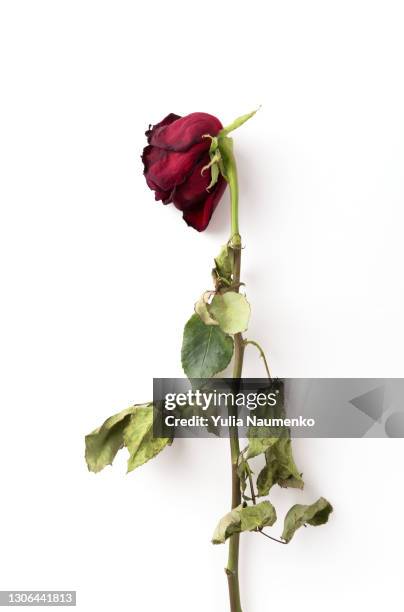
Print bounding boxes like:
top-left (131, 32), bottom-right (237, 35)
top-left (146, 142), bottom-right (208, 192)
top-left (142, 144), bottom-right (165, 169)
top-left (145, 113), bottom-right (181, 142)
top-left (146, 177), bottom-right (173, 203)
top-left (172, 156), bottom-right (212, 210)
top-left (149, 112), bottom-right (223, 152)
top-left (141, 145), bottom-right (173, 203)
top-left (182, 177), bottom-right (227, 232)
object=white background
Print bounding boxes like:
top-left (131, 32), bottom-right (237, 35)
top-left (0, 1), bottom-right (403, 610)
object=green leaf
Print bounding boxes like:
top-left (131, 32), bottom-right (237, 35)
top-left (212, 501), bottom-right (277, 544)
top-left (85, 405), bottom-right (138, 473)
top-left (209, 292), bottom-right (251, 335)
top-left (257, 438), bottom-right (304, 496)
top-left (181, 314), bottom-right (234, 378)
top-left (245, 436), bottom-right (278, 460)
top-left (124, 404), bottom-right (172, 473)
top-left (85, 403), bottom-right (172, 474)
top-left (282, 497), bottom-right (333, 543)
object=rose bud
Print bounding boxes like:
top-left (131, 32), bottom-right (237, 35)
top-left (142, 113), bottom-right (227, 231)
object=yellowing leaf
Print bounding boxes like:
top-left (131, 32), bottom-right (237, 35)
top-left (85, 403), bottom-right (172, 474)
top-left (212, 501), bottom-right (277, 545)
top-left (214, 244), bottom-right (234, 283)
top-left (245, 436), bottom-right (278, 460)
top-left (257, 438), bottom-right (304, 496)
top-left (282, 497), bottom-right (333, 543)
top-left (209, 292), bottom-right (251, 335)
top-left (194, 291), bottom-right (218, 326)
top-left (85, 405), bottom-right (139, 473)
top-left (124, 405), bottom-right (172, 473)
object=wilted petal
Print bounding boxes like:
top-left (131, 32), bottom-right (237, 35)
top-left (141, 145), bottom-right (173, 203)
top-left (146, 142), bottom-right (207, 191)
top-left (145, 113), bottom-right (181, 142)
top-left (182, 177), bottom-right (227, 231)
top-left (142, 112), bottom-right (226, 230)
top-left (172, 157), bottom-right (212, 210)
top-left (148, 112), bottom-right (222, 152)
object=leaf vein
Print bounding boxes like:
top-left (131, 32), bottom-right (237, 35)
top-left (200, 325), bottom-right (213, 376)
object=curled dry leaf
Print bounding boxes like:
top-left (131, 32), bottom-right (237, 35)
top-left (212, 501), bottom-right (277, 545)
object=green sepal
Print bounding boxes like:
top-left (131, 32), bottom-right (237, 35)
top-left (202, 108), bottom-right (259, 189)
top-left (207, 161), bottom-right (220, 190)
top-left (201, 135), bottom-right (221, 190)
top-left (217, 135), bottom-right (234, 182)
top-left (219, 108), bottom-right (260, 137)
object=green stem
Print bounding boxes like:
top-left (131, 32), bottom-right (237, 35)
top-left (229, 163), bottom-right (239, 240)
top-left (219, 134), bottom-right (240, 247)
top-left (244, 340), bottom-right (272, 378)
top-left (226, 157), bottom-right (244, 611)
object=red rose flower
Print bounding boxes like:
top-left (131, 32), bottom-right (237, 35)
top-left (142, 112), bottom-right (227, 231)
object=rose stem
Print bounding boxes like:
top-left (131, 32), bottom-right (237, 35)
top-left (225, 141), bottom-right (244, 612)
